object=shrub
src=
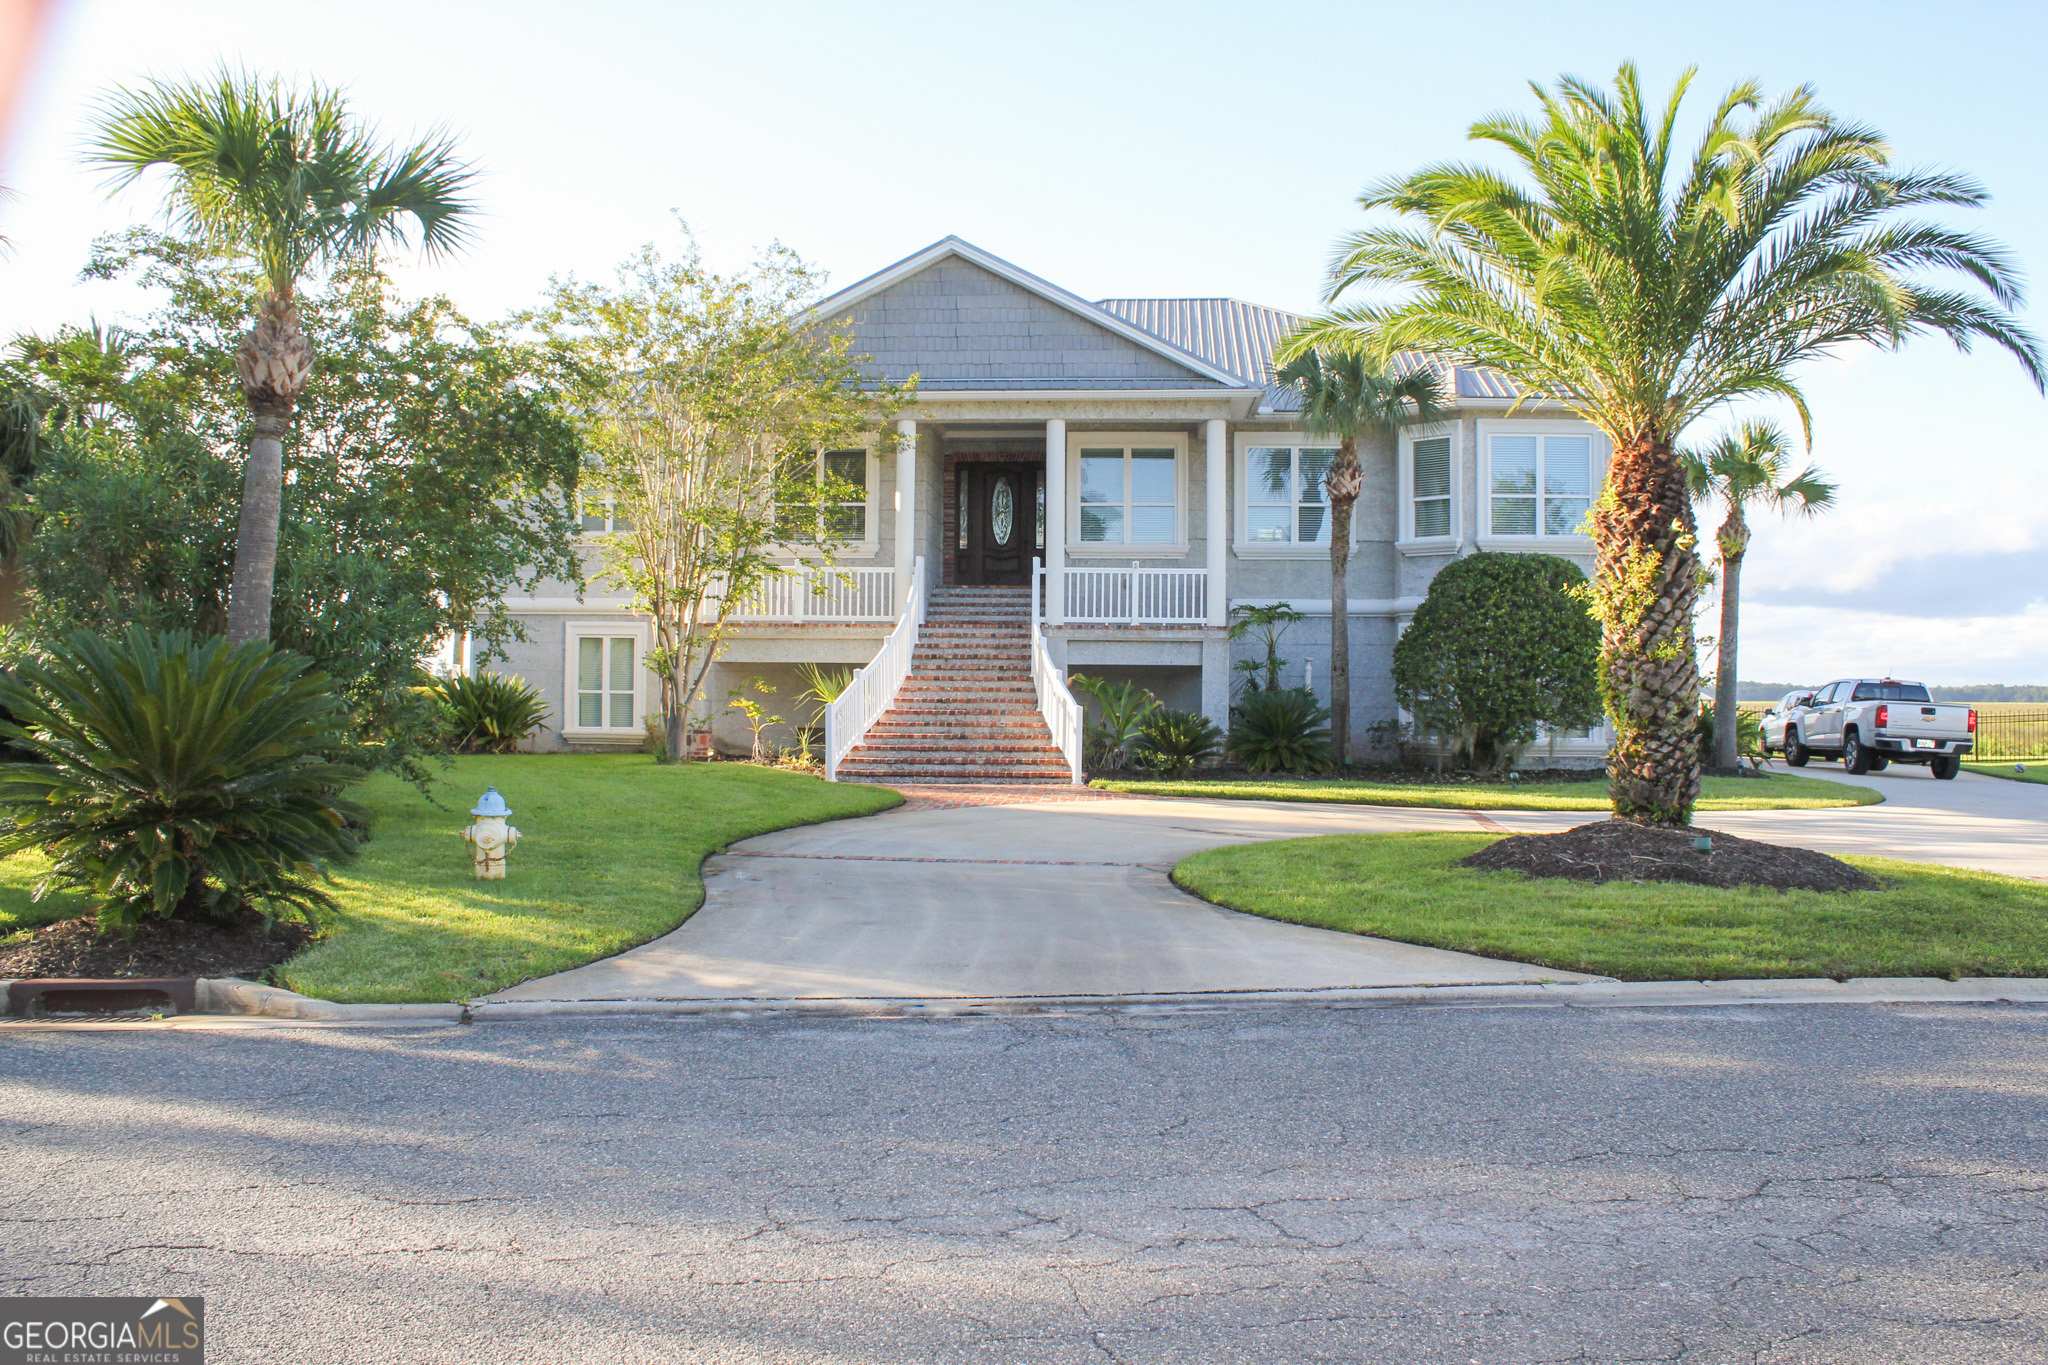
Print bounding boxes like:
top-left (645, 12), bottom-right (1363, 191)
top-left (1135, 708), bottom-right (1223, 776)
top-left (434, 672), bottom-right (549, 753)
top-left (1391, 552), bottom-right (1601, 775)
top-left (1070, 674), bottom-right (1161, 773)
top-left (0, 628), bottom-right (369, 931)
top-left (1227, 688), bottom-right (1332, 773)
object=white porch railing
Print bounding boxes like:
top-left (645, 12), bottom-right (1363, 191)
top-left (824, 556), bottom-right (925, 781)
top-left (1032, 558), bottom-right (1085, 785)
top-left (728, 564), bottom-right (896, 622)
top-left (1063, 564), bottom-right (1207, 624)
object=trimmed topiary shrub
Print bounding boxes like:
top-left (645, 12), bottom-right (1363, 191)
top-left (1392, 551), bottom-right (1601, 774)
top-left (1227, 688), bottom-right (1332, 774)
top-left (0, 628), bottom-right (368, 931)
top-left (1135, 707), bottom-right (1223, 776)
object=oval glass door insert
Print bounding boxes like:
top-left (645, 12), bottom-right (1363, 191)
top-left (991, 476), bottom-right (1015, 546)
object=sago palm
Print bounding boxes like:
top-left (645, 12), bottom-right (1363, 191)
top-left (1682, 420), bottom-right (1834, 772)
top-left (1286, 63), bottom-right (2041, 823)
top-left (0, 628), bottom-right (368, 931)
top-left (84, 70), bottom-right (476, 643)
top-left (1270, 350), bottom-right (1444, 765)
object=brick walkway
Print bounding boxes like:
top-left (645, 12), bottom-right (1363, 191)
top-left (875, 783), bottom-right (1132, 811)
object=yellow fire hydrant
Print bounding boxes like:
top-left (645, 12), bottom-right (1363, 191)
top-left (461, 788), bottom-right (521, 879)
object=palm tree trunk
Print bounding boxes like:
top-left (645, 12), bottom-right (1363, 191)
top-left (1713, 534), bottom-right (1747, 773)
top-left (1591, 430), bottom-right (1702, 824)
top-left (1326, 439), bottom-right (1361, 768)
top-left (225, 399), bottom-right (289, 644)
top-left (226, 295), bottom-right (313, 645)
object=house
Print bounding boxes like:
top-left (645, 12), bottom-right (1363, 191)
top-left (493, 236), bottom-right (1612, 777)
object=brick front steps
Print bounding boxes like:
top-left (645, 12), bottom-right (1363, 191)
top-left (837, 586), bottom-right (1075, 785)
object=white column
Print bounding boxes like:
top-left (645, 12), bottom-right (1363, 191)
top-left (894, 418), bottom-right (917, 615)
top-left (1204, 417), bottom-right (1228, 628)
top-left (1044, 417), bottom-right (1066, 625)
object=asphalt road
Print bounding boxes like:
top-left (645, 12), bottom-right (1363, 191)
top-left (6, 1004), bottom-right (2046, 1363)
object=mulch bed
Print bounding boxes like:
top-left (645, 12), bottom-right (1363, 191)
top-left (0, 909), bottom-right (313, 981)
top-left (1460, 819), bottom-right (1881, 893)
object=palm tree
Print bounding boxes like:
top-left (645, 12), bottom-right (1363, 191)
top-left (1682, 419), bottom-right (1834, 773)
top-left (1272, 349), bottom-right (1444, 765)
top-left (84, 70), bottom-right (475, 643)
top-left (1286, 63), bottom-right (2041, 824)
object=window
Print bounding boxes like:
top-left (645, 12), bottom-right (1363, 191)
top-left (1078, 446), bottom-right (1177, 545)
top-left (781, 449), bottom-right (872, 544)
top-left (1410, 436), bottom-right (1452, 538)
top-left (1851, 681), bottom-right (1930, 702)
top-left (579, 494), bottom-right (631, 534)
top-left (1488, 431), bottom-right (1593, 537)
top-left (1245, 446), bottom-right (1338, 544)
top-left (575, 635), bottom-right (637, 729)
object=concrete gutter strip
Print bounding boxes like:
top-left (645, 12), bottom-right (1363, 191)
top-left (6, 977), bottom-right (2043, 1025)
top-left (462, 977), bottom-right (2048, 1020)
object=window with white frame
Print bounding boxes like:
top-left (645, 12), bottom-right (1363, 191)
top-left (1245, 445), bottom-right (1338, 544)
top-left (1487, 431), bottom-right (1594, 537)
top-left (1078, 445), bottom-right (1177, 545)
top-left (779, 448), bottom-right (873, 544)
top-left (1410, 435), bottom-right (1452, 538)
top-left (574, 634), bottom-right (638, 730)
top-left (579, 493), bottom-right (631, 534)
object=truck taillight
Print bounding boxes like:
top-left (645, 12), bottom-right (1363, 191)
top-left (1969, 709), bottom-right (1978, 733)
top-left (1876, 704), bottom-right (1888, 728)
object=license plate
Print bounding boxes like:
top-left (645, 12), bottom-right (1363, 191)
top-left (1914, 739), bottom-right (1936, 749)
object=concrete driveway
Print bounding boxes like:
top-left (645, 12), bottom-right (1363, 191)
top-left (486, 764), bottom-right (2048, 1005)
top-left (487, 796), bottom-right (1602, 1002)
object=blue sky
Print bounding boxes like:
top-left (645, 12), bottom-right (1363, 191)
top-left (4, 0), bottom-right (2046, 684)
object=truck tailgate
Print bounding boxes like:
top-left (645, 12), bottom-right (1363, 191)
top-left (1882, 703), bottom-right (1972, 745)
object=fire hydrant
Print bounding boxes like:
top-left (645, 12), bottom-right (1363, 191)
top-left (461, 788), bottom-right (521, 879)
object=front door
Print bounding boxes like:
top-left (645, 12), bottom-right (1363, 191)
top-left (957, 462), bottom-right (1040, 585)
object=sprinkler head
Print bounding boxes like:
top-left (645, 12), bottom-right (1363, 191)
top-left (1692, 836), bottom-right (1713, 853)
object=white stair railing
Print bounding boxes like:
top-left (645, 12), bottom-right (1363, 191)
top-left (824, 556), bottom-right (925, 781)
top-left (1032, 557), bottom-right (1085, 785)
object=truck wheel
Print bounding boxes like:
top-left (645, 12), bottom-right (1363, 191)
top-left (1931, 755), bottom-right (1961, 780)
top-left (1868, 756), bottom-right (1889, 772)
top-left (1844, 730), bottom-right (1871, 775)
top-left (1785, 731), bottom-right (1809, 767)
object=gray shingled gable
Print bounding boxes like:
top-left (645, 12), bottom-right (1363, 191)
top-left (825, 256), bottom-right (1225, 390)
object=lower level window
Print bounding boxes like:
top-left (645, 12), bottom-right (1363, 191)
top-left (577, 636), bottom-right (636, 728)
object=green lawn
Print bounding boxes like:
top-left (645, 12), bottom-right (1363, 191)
top-left (275, 755), bottom-right (899, 1002)
top-left (0, 850), bottom-right (92, 948)
top-left (1173, 832), bottom-right (2048, 981)
top-left (1964, 762), bottom-right (2048, 785)
top-left (1092, 771), bottom-right (1878, 811)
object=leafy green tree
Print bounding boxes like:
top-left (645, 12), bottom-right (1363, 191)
top-left (1392, 553), bottom-right (1601, 775)
top-left (1682, 420), bottom-right (1835, 772)
top-left (0, 628), bottom-right (368, 931)
top-left (1271, 351), bottom-right (1444, 765)
top-left (530, 237), bottom-right (911, 761)
top-left (6, 233), bottom-right (583, 782)
top-left (84, 70), bottom-right (477, 643)
top-left (1289, 64), bottom-right (2041, 822)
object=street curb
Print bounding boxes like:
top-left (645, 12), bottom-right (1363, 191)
top-left (10, 977), bottom-right (2043, 1026)
top-left (195, 978), bottom-right (464, 1022)
top-left (464, 977), bottom-right (2048, 1020)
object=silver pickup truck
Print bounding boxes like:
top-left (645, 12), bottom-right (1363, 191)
top-left (1759, 679), bottom-right (1975, 778)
